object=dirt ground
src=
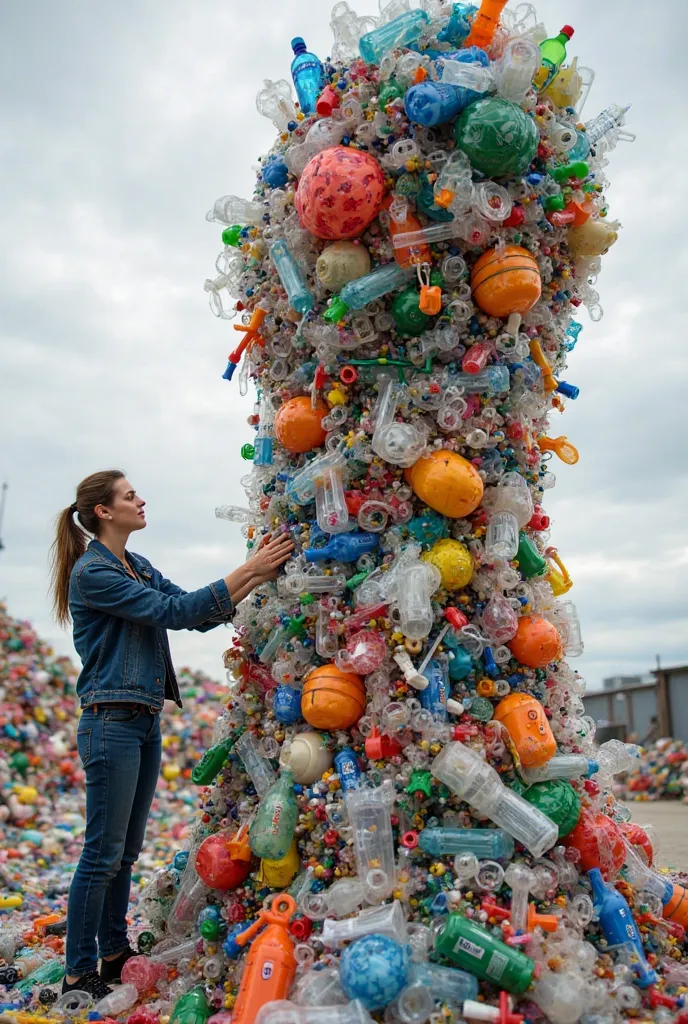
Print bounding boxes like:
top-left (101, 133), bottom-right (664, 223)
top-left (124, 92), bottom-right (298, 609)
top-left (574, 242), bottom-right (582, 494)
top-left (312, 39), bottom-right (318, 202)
top-left (628, 800), bottom-right (688, 872)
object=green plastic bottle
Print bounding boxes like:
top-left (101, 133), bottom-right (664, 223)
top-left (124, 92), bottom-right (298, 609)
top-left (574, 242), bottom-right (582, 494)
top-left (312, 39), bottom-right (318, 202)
top-left (516, 531), bottom-right (547, 578)
top-left (536, 25), bottom-right (574, 91)
top-left (14, 958), bottom-right (64, 993)
top-left (192, 729), bottom-right (244, 786)
top-left (170, 987), bottom-right (212, 1024)
top-left (434, 913), bottom-right (535, 994)
top-left (249, 767), bottom-right (299, 860)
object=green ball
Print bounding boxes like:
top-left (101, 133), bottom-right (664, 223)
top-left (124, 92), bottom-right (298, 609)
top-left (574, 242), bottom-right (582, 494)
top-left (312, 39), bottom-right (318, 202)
top-left (466, 696), bottom-right (494, 722)
top-left (454, 97), bottom-right (539, 178)
top-left (521, 779), bottom-right (581, 838)
top-left (10, 753), bottom-right (30, 775)
top-left (391, 286), bottom-right (432, 336)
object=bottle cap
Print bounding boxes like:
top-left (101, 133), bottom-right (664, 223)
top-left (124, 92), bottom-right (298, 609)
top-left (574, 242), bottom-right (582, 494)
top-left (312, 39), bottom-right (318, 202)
top-left (561, 25), bottom-right (574, 38)
top-left (291, 37), bottom-right (307, 54)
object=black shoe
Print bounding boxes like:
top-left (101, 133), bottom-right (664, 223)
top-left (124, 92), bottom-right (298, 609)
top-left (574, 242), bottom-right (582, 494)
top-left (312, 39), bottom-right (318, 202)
top-left (61, 970), bottom-right (112, 1001)
top-left (99, 946), bottom-right (136, 984)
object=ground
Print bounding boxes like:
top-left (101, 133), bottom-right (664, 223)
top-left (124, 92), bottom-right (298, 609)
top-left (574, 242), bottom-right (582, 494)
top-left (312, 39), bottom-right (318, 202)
top-left (629, 800), bottom-right (688, 871)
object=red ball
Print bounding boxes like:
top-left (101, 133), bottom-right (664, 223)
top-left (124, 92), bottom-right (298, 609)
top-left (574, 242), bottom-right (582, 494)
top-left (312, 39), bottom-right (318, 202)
top-left (295, 146), bottom-right (386, 240)
top-left (563, 810), bottom-right (625, 880)
top-left (195, 833), bottom-right (251, 890)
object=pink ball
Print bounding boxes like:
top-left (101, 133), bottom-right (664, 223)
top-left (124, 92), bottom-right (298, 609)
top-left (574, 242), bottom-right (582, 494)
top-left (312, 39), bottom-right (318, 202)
top-left (295, 146), bottom-right (386, 240)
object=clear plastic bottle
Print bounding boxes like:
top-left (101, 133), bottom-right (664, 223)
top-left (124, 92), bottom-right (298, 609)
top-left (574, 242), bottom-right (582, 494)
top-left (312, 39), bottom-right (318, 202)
top-left (418, 826), bottom-right (514, 860)
top-left (358, 10), bottom-right (430, 64)
top-left (521, 752), bottom-right (596, 784)
top-left (431, 742), bottom-right (558, 858)
top-left (322, 899), bottom-right (407, 947)
top-left (344, 781), bottom-right (397, 903)
top-left (484, 472), bottom-right (534, 561)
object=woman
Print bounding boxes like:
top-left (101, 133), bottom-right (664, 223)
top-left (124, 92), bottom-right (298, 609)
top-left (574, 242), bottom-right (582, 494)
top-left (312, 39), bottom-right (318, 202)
top-left (49, 469), bottom-right (293, 999)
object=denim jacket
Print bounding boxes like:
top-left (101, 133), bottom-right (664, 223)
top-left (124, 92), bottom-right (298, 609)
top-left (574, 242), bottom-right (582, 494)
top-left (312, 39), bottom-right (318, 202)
top-left (69, 540), bottom-right (235, 710)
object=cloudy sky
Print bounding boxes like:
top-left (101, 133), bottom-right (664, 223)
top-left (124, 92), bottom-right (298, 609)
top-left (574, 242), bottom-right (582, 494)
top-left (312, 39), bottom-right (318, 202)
top-left (1, 0), bottom-right (686, 690)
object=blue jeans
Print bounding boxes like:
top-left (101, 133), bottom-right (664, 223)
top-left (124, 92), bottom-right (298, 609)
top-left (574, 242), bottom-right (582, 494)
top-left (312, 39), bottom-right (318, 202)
top-left (65, 705), bottom-right (162, 976)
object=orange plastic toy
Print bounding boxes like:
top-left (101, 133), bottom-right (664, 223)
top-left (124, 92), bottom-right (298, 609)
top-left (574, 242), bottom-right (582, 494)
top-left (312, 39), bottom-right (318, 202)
top-left (383, 194), bottom-right (431, 269)
top-left (405, 450), bottom-right (484, 518)
top-left (463, 0), bottom-right (509, 48)
top-left (471, 245), bottom-right (542, 318)
top-left (301, 663), bottom-right (365, 730)
top-left (493, 693), bottom-right (557, 768)
top-left (231, 894), bottom-right (297, 1024)
top-left (508, 615), bottom-right (563, 669)
top-left (274, 397), bottom-right (328, 454)
top-left (663, 884), bottom-right (688, 929)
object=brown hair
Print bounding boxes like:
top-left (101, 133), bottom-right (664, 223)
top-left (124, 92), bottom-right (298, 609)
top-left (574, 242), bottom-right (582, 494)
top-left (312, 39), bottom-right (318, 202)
top-left (49, 470), bottom-right (125, 627)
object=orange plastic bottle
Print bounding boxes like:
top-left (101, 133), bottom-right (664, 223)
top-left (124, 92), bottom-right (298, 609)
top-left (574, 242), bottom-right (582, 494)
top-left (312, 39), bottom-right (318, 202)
top-left (383, 195), bottom-right (431, 269)
top-left (231, 895), bottom-right (297, 1024)
top-left (493, 692), bottom-right (557, 767)
top-left (463, 0), bottom-right (509, 49)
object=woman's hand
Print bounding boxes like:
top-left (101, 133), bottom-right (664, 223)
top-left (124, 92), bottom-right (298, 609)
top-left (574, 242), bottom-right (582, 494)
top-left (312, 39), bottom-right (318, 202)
top-left (224, 532), bottom-right (295, 606)
top-left (249, 532), bottom-right (295, 581)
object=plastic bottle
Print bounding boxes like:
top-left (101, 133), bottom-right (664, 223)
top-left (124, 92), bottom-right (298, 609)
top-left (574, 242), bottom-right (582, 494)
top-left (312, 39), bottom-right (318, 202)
top-left (315, 465), bottom-right (352, 534)
top-left (232, 895), bottom-right (297, 1024)
top-left (256, 1002), bottom-right (375, 1024)
top-left (449, 365), bottom-right (510, 395)
top-left (371, 377), bottom-right (427, 468)
top-left (434, 913), bottom-right (535, 993)
top-left (484, 472), bottom-right (534, 561)
top-left (584, 103), bottom-right (632, 146)
top-left (271, 240), bottom-right (315, 315)
top-left (249, 768), bottom-right (299, 860)
top-left (254, 392), bottom-right (276, 467)
top-left (535, 26), bottom-right (574, 92)
top-left (290, 38), bottom-right (324, 115)
top-left (409, 961), bottom-right (478, 1005)
top-left (588, 868), bottom-right (658, 988)
top-left (345, 780), bottom-right (397, 903)
top-left (394, 559), bottom-right (441, 641)
top-left (206, 195), bottom-right (264, 227)
top-left (358, 10), bottom-right (430, 65)
top-left (13, 957), bottom-right (64, 993)
top-left (494, 38), bottom-right (541, 102)
top-left (404, 80), bottom-right (467, 127)
top-left (235, 730), bottom-right (278, 796)
top-left (305, 532), bottom-right (379, 563)
top-left (431, 742), bottom-right (559, 857)
top-left (191, 729), bottom-right (243, 785)
top-left (322, 900), bottom-right (407, 947)
top-left (593, 740), bottom-right (641, 781)
top-left (418, 827), bottom-right (515, 860)
top-left (93, 983), bottom-right (139, 1017)
top-left (521, 753), bottom-right (597, 784)
top-left (463, 0), bottom-right (509, 49)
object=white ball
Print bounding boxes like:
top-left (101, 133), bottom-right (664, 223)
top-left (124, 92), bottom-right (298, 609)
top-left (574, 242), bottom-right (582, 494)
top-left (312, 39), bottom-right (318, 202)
top-left (286, 731), bottom-right (333, 785)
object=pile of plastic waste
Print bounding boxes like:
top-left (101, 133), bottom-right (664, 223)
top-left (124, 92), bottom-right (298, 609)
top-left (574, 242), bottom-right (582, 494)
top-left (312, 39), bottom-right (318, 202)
top-left (5, 1), bottom-right (688, 1023)
top-left (620, 739), bottom-right (688, 803)
top-left (0, 604), bottom-right (230, 995)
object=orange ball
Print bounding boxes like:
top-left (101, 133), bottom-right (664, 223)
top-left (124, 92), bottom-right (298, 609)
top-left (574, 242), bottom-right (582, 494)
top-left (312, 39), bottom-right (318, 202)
top-left (301, 664), bottom-right (366, 731)
top-left (404, 450), bottom-right (484, 518)
top-left (295, 146), bottom-right (386, 240)
top-left (471, 245), bottom-right (541, 318)
top-left (508, 615), bottom-right (563, 669)
top-left (274, 397), bottom-right (328, 454)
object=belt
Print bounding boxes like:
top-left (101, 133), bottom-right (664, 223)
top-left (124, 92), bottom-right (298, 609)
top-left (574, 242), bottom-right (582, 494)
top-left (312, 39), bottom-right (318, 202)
top-left (85, 702), bottom-right (162, 715)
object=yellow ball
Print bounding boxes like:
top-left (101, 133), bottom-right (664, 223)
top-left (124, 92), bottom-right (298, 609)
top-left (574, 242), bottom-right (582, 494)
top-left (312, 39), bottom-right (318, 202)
top-left (17, 786), bottom-right (38, 805)
top-left (162, 764), bottom-right (180, 781)
top-left (421, 538), bottom-right (473, 591)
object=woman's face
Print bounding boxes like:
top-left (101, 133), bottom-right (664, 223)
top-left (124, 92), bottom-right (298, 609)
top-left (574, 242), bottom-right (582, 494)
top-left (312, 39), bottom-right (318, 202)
top-left (98, 477), bottom-right (146, 532)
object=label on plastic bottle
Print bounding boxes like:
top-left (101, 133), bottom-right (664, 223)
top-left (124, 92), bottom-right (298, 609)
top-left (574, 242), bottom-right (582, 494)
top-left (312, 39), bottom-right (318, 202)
top-left (487, 950), bottom-right (508, 982)
top-left (455, 936), bottom-right (485, 959)
top-left (261, 961), bottom-right (274, 980)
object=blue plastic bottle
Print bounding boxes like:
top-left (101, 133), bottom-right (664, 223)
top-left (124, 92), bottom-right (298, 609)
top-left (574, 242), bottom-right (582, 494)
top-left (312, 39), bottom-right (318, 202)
top-left (273, 684), bottom-right (303, 725)
top-left (418, 827), bottom-right (515, 860)
top-left (305, 531), bottom-right (379, 563)
top-left (404, 81), bottom-right (465, 127)
top-left (334, 748), bottom-right (361, 793)
top-left (588, 868), bottom-right (658, 988)
top-left (290, 38), bottom-right (323, 115)
top-left (419, 659), bottom-right (449, 719)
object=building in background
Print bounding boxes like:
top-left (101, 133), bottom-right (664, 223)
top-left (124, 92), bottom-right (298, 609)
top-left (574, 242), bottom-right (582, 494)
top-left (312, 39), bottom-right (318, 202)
top-left (583, 665), bottom-right (688, 744)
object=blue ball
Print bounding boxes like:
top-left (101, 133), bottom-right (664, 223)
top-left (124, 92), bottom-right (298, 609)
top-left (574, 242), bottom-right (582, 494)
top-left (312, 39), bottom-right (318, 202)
top-left (339, 933), bottom-right (410, 1011)
top-left (173, 851), bottom-right (189, 871)
top-left (273, 683), bottom-right (302, 724)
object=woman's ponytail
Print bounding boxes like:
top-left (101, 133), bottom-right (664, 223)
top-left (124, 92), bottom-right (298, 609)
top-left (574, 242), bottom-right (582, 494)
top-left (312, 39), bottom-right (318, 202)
top-left (49, 469), bottom-right (124, 627)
